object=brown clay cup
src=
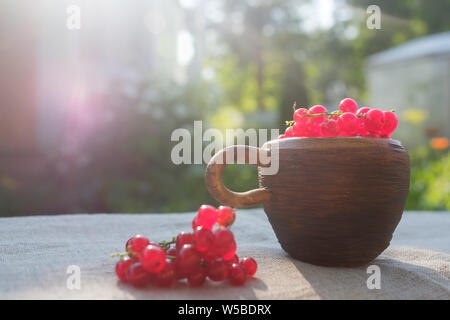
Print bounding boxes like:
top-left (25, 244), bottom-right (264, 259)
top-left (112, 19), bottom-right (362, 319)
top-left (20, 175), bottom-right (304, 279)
top-left (205, 137), bottom-right (410, 267)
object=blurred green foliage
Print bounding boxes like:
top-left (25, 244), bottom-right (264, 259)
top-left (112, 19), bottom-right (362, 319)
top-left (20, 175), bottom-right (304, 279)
top-left (406, 147), bottom-right (450, 211)
top-left (1, 0), bottom-right (449, 216)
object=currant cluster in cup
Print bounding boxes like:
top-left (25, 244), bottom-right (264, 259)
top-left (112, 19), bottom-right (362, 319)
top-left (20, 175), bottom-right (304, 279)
top-left (281, 98), bottom-right (398, 139)
top-left (113, 205), bottom-right (258, 288)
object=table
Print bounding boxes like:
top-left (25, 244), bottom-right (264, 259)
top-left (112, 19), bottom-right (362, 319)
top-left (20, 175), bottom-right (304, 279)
top-left (0, 209), bottom-right (449, 299)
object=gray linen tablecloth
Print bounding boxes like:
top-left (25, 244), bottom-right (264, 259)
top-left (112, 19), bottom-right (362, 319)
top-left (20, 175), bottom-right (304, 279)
top-left (0, 209), bottom-right (449, 299)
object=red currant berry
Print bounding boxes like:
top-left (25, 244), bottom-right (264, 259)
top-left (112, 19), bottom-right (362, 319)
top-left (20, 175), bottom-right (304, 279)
top-left (193, 226), bottom-right (214, 252)
top-left (365, 109), bottom-right (385, 132)
top-left (224, 254), bottom-right (239, 267)
top-left (338, 112), bottom-right (358, 136)
top-left (293, 108), bottom-right (309, 124)
top-left (125, 235), bottom-right (150, 261)
top-left (207, 259), bottom-right (229, 282)
top-left (192, 217), bottom-right (200, 230)
top-left (196, 205), bottom-right (218, 230)
top-left (176, 244), bottom-right (202, 279)
top-left (202, 250), bottom-right (219, 263)
top-left (187, 269), bottom-right (206, 287)
top-left (240, 257), bottom-right (257, 277)
top-left (321, 119), bottom-right (340, 137)
top-left (339, 98), bottom-right (358, 113)
top-left (115, 257), bottom-right (133, 281)
top-left (229, 263), bottom-right (247, 286)
top-left (292, 121), bottom-right (307, 137)
top-left (141, 244), bottom-right (166, 273)
top-left (356, 107), bottom-right (370, 115)
top-left (154, 259), bottom-right (176, 287)
top-left (217, 206), bottom-right (236, 227)
top-left (305, 122), bottom-right (322, 137)
top-left (284, 126), bottom-right (294, 138)
top-left (309, 105), bottom-right (327, 125)
top-left (382, 111), bottom-right (398, 135)
top-left (176, 232), bottom-right (193, 251)
top-left (166, 247), bottom-right (177, 258)
top-left (221, 240), bottom-right (237, 261)
top-left (356, 108), bottom-right (370, 136)
top-left (126, 263), bottom-right (152, 287)
top-left (212, 228), bottom-right (236, 258)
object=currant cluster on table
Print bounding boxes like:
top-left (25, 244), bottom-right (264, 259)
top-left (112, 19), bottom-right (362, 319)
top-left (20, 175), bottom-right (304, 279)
top-left (280, 98), bottom-right (398, 139)
top-left (113, 205), bottom-right (258, 288)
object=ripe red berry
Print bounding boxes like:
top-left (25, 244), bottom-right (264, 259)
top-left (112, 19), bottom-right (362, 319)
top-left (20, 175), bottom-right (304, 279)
top-left (293, 108), bottom-right (309, 124)
top-left (309, 105), bottom-right (328, 125)
top-left (115, 257), bottom-right (133, 281)
top-left (338, 112), bottom-right (358, 136)
top-left (193, 226), bottom-right (214, 252)
top-left (196, 205), bottom-right (218, 230)
top-left (339, 98), bottom-right (358, 113)
top-left (321, 119), bottom-right (340, 137)
top-left (229, 263), bottom-right (247, 286)
top-left (217, 206), bottom-right (236, 227)
top-left (202, 249), bottom-right (219, 263)
top-left (382, 111), bottom-right (398, 136)
top-left (292, 121), bottom-right (307, 137)
top-left (126, 263), bottom-right (152, 287)
top-left (141, 245), bottom-right (166, 273)
top-left (306, 122), bottom-right (322, 137)
top-left (356, 107), bottom-right (370, 136)
top-left (284, 126), bottom-right (294, 138)
top-left (176, 232), bottom-right (193, 251)
top-left (187, 269), bottom-right (207, 287)
top-left (365, 109), bottom-right (385, 132)
top-left (176, 244), bottom-right (202, 279)
top-left (166, 247), bottom-right (177, 258)
top-left (221, 240), bottom-right (237, 261)
top-left (125, 235), bottom-right (150, 261)
top-left (154, 259), bottom-right (176, 287)
top-left (240, 257), bottom-right (257, 277)
top-left (192, 217), bottom-right (200, 230)
top-left (207, 259), bottom-right (229, 282)
top-left (356, 107), bottom-right (371, 115)
top-left (224, 254), bottom-right (239, 267)
top-left (212, 228), bottom-right (236, 259)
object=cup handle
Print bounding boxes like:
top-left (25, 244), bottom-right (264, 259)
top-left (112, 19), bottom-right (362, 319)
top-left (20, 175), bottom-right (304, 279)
top-left (205, 145), bottom-right (272, 208)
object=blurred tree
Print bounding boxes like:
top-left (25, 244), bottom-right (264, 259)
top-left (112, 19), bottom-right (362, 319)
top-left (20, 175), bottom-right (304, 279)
top-left (206, 0), bottom-right (309, 129)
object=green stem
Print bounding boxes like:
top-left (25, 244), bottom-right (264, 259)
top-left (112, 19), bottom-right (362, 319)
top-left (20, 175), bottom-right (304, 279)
top-left (307, 110), bottom-right (343, 118)
top-left (109, 252), bottom-right (129, 259)
top-left (159, 237), bottom-right (177, 250)
top-left (285, 120), bottom-right (295, 127)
